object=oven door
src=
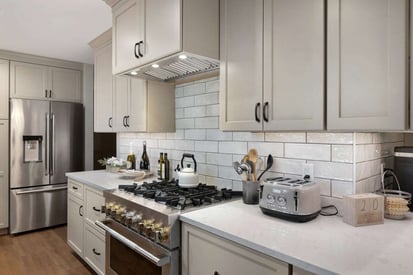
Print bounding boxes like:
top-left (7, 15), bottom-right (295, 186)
top-left (96, 219), bottom-right (179, 275)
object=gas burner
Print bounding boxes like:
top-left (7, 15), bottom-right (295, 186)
top-left (118, 180), bottom-right (241, 210)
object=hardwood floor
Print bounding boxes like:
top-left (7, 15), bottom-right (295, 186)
top-left (0, 226), bottom-right (95, 275)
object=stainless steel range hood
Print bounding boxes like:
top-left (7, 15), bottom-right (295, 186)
top-left (126, 53), bottom-right (220, 82)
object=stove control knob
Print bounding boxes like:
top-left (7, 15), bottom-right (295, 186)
top-left (147, 222), bottom-right (162, 240)
top-left (138, 219), bottom-right (154, 235)
top-left (124, 211), bottom-right (136, 227)
top-left (155, 226), bottom-right (170, 244)
top-left (105, 202), bottom-right (114, 216)
top-left (115, 207), bottom-right (126, 221)
top-left (110, 204), bottom-right (120, 218)
top-left (131, 214), bottom-right (142, 228)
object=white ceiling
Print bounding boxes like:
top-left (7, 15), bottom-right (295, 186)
top-left (0, 0), bottom-right (112, 64)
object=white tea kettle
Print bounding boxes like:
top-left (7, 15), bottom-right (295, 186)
top-left (176, 154), bottom-right (199, 187)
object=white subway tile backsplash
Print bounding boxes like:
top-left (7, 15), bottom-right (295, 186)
top-left (271, 158), bottom-right (306, 175)
top-left (175, 108), bottom-right (184, 119)
top-left (175, 87), bottom-right (184, 98)
top-left (285, 144), bottom-right (330, 161)
top-left (356, 159), bottom-right (381, 181)
top-left (265, 132), bottom-right (306, 143)
top-left (175, 96), bottom-right (194, 108)
top-left (233, 132), bottom-right (265, 142)
top-left (183, 82), bottom-right (205, 96)
top-left (232, 180), bottom-right (242, 191)
top-left (356, 144), bottom-right (381, 163)
top-left (194, 92), bottom-right (219, 106)
top-left (332, 145), bottom-right (353, 163)
top-left (167, 130), bottom-right (185, 140)
top-left (219, 166), bottom-right (240, 181)
top-left (176, 118), bottom-right (195, 129)
top-left (355, 175), bottom-right (381, 194)
top-left (206, 176), bottom-right (233, 189)
top-left (150, 133), bottom-right (166, 139)
top-left (372, 133), bottom-right (404, 144)
top-left (198, 164), bottom-right (218, 177)
top-left (219, 141), bottom-right (247, 154)
top-left (355, 133), bottom-right (373, 144)
top-left (307, 133), bottom-right (353, 144)
top-left (206, 79), bottom-right (219, 93)
top-left (331, 180), bottom-right (353, 198)
top-left (195, 141), bottom-right (219, 153)
top-left (184, 106), bottom-right (206, 118)
top-left (185, 129), bottom-right (206, 140)
top-left (317, 178), bottom-right (331, 196)
top-left (193, 151), bottom-right (206, 164)
top-left (248, 142), bottom-right (283, 158)
top-left (158, 139), bottom-right (176, 150)
top-left (206, 104), bottom-right (219, 116)
top-left (308, 161), bottom-right (353, 181)
top-left (195, 117), bottom-right (219, 129)
top-left (207, 153), bottom-right (233, 166)
top-left (175, 140), bottom-right (195, 151)
top-left (207, 129), bottom-right (232, 141)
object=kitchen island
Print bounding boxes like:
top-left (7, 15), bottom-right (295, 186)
top-left (180, 200), bottom-right (413, 275)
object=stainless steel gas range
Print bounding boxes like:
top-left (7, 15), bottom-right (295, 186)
top-left (96, 179), bottom-right (241, 275)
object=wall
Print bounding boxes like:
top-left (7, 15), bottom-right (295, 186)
top-left (118, 77), bottom-right (404, 209)
top-left (83, 63), bottom-right (94, 171)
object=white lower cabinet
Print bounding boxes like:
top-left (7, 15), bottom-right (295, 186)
top-left (0, 121), bottom-right (9, 229)
top-left (84, 223), bottom-right (106, 275)
top-left (67, 179), bottom-right (106, 274)
top-left (182, 223), bottom-right (289, 275)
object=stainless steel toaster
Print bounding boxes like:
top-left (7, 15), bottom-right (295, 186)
top-left (259, 177), bottom-right (321, 222)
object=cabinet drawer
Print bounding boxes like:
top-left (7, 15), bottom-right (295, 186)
top-left (68, 180), bottom-right (83, 200)
top-left (84, 223), bottom-right (105, 275)
top-left (85, 187), bottom-right (105, 231)
top-left (182, 224), bottom-right (289, 275)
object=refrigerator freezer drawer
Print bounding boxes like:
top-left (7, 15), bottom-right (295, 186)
top-left (10, 184), bottom-right (68, 234)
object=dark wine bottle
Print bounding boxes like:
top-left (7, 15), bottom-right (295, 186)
top-left (164, 153), bottom-right (170, 180)
top-left (139, 141), bottom-right (150, 170)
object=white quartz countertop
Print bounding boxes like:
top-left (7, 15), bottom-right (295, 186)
top-left (66, 170), bottom-right (156, 191)
top-left (180, 200), bottom-right (413, 275)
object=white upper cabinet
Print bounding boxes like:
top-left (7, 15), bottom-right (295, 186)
top-left (220, 0), bottom-right (324, 131)
top-left (94, 42), bottom-right (114, 132)
top-left (112, 0), bottom-right (180, 74)
top-left (327, 0), bottom-right (408, 130)
top-left (0, 59), bottom-right (9, 119)
top-left (263, 0), bottom-right (324, 130)
top-left (220, 0), bottom-right (263, 132)
top-left (10, 61), bottom-right (82, 103)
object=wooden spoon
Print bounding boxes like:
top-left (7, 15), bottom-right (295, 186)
top-left (248, 149), bottom-right (258, 181)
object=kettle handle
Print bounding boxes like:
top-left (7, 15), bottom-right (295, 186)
top-left (181, 153), bottom-right (197, 173)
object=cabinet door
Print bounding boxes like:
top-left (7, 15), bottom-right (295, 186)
top-left (94, 43), bottom-right (114, 132)
top-left (84, 223), bottom-right (105, 275)
top-left (50, 67), bottom-right (82, 103)
top-left (0, 59), bottom-right (9, 119)
top-left (220, 0), bottom-right (263, 131)
top-left (143, 0), bottom-right (181, 63)
top-left (0, 121), bottom-right (8, 229)
top-left (113, 76), bottom-right (129, 131)
top-left (67, 195), bottom-right (84, 257)
top-left (263, 0), bottom-right (324, 130)
top-left (327, 0), bottom-right (407, 130)
top-left (10, 61), bottom-right (49, 100)
top-left (182, 224), bottom-right (289, 275)
top-left (112, 0), bottom-right (145, 74)
top-left (128, 78), bottom-right (147, 132)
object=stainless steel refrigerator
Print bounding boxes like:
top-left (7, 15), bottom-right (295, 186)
top-left (10, 98), bottom-right (84, 234)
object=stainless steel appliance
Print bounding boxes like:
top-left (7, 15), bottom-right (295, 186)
top-left (10, 98), bottom-right (84, 234)
top-left (259, 177), bottom-right (321, 222)
top-left (96, 180), bottom-right (240, 275)
top-left (394, 146), bottom-right (413, 211)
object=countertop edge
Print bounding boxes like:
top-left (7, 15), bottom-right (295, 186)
top-left (180, 215), bottom-right (336, 275)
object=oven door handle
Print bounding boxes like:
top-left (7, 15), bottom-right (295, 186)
top-left (95, 220), bottom-right (170, 267)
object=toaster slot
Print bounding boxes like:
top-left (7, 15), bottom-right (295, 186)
top-left (294, 191), bottom-right (298, 212)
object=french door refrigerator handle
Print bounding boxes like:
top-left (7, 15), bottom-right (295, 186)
top-left (50, 113), bottom-right (55, 176)
top-left (15, 186), bottom-right (67, 195)
top-left (45, 113), bottom-right (49, 176)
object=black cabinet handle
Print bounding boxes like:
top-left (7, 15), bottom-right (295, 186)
top-left (123, 116), bottom-right (127, 127)
top-left (214, 272), bottom-right (219, 275)
top-left (72, 186), bottom-right (78, 190)
top-left (126, 115), bottom-right (130, 127)
top-left (255, 102), bottom-right (261, 123)
top-left (79, 205), bottom-right (83, 217)
top-left (263, 101), bottom-right (269, 122)
top-left (108, 117), bottom-right (113, 128)
top-left (92, 206), bottom-right (100, 212)
top-left (92, 248), bottom-right (101, 256)
top-left (49, 90), bottom-right (52, 98)
top-left (134, 41), bottom-right (144, 59)
top-left (45, 89), bottom-right (48, 98)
